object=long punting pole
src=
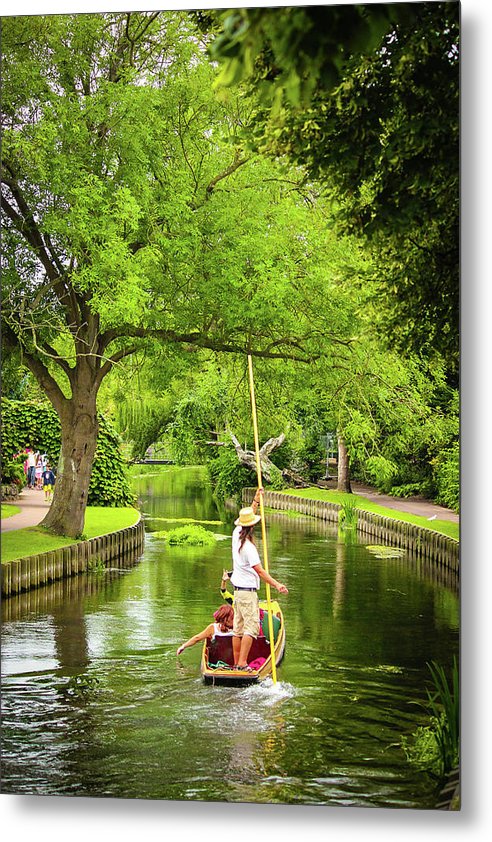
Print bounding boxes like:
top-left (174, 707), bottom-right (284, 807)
top-left (247, 354), bottom-right (278, 684)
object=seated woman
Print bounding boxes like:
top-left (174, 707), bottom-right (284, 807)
top-left (176, 604), bottom-right (233, 656)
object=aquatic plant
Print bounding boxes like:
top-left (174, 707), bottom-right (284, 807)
top-left (425, 658), bottom-right (459, 776)
top-left (367, 545), bottom-right (407, 559)
top-left (338, 499), bottom-right (358, 529)
top-left (87, 556), bottom-right (106, 574)
top-left (154, 524), bottom-right (217, 546)
top-left (65, 674), bottom-right (100, 697)
top-left (401, 657), bottom-right (459, 779)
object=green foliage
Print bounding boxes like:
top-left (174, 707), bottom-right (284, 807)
top-left (1, 399), bottom-right (61, 464)
top-left (65, 673), bottom-right (101, 698)
top-left (1, 398), bottom-right (133, 507)
top-left (402, 658), bottom-right (459, 780)
top-left (433, 443), bottom-right (460, 513)
top-left (167, 390), bottom-right (220, 465)
top-left (365, 455), bottom-right (398, 488)
top-left (367, 545), bottom-right (406, 559)
top-left (338, 499), bottom-right (358, 530)
top-left (1, 459), bottom-right (26, 488)
top-left (115, 393), bottom-right (175, 460)
top-left (209, 5), bottom-right (401, 108)
top-left (388, 483), bottom-right (428, 499)
top-left (88, 416), bottom-right (135, 507)
top-left (208, 447), bottom-right (255, 503)
top-left (208, 4), bottom-right (459, 374)
top-left (268, 463), bottom-right (286, 490)
top-left (294, 430), bottom-right (326, 482)
top-left (155, 524), bottom-right (217, 546)
top-left (425, 658), bottom-right (460, 777)
top-left (87, 556), bottom-right (106, 574)
top-left (401, 716), bottom-right (446, 779)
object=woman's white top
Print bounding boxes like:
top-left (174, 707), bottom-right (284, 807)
top-left (230, 525), bottom-right (261, 590)
top-left (213, 622), bottom-right (232, 637)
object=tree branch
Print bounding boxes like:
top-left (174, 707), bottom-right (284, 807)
top-left (2, 325), bottom-right (68, 415)
top-left (100, 325), bottom-right (318, 363)
top-left (205, 152), bottom-right (250, 196)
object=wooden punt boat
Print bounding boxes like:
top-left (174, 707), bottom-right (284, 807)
top-left (201, 600), bottom-right (286, 686)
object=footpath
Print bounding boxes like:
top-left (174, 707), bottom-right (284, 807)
top-left (1, 488), bottom-right (52, 533)
top-left (350, 482), bottom-right (459, 524)
top-left (2, 481), bottom-right (459, 536)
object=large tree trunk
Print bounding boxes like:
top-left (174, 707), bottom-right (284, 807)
top-left (337, 433), bottom-right (352, 494)
top-left (41, 388), bottom-right (99, 538)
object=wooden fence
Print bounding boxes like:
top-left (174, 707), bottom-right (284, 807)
top-left (242, 488), bottom-right (459, 576)
top-left (1, 516), bottom-right (146, 598)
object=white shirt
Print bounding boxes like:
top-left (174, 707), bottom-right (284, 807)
top-left (231, 525), bottom-right (261, 590)
top-left (213, 623), bottom-right (232, 637)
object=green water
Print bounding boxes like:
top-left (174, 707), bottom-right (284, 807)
top-left (1, 466), bottom-right (459, 807)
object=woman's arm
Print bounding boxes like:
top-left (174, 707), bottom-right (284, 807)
top-left (253, 564), bottom-right (288, 594)
top-left (251, 487), bottom-right (264, 514)
top-left (176, 623), bottom-right (214, 655)
top-left (220, 570), bottom-right (234, 605)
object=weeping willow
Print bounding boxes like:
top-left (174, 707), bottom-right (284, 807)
top-left (116, 394), bottom-right (175, 459)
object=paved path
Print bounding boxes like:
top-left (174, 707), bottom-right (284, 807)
top-left (351, 482), bottom-right (459, 524)
top-left (1, 488), bottom-right (52, 533)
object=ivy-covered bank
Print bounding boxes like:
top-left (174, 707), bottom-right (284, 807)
top-left (1, 399), bottom-right (134, 507)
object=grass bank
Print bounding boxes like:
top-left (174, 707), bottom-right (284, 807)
top-left (1, 506), bottom-right (140, 563)
top-left (1, 504), bottom-right (21, 519)
top-left (280, 487), bottom-right (459, 541)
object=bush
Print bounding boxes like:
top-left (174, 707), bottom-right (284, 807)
top-left (1, 458), bottom-right (26, 488)
top-left (433, 442), bottom-right (459, 512)
top-left (268, 463), bottom-right (286, 490)
top-left (88, 415), bottom-right (135, 507)
top-left (208, 448), bottom-right (255, 502)
top-left (1, 398), bottom-right (61, 465)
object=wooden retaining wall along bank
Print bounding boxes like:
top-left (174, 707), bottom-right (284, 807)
top-left (2, 516), bottom-right (145, 599)
top-left (242, 488), bottom-right (459, 577)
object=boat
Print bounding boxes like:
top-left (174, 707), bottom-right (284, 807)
top-left (201, 600), bottom-right (286, 686)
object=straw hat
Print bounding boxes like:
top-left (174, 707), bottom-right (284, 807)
top-left (234, 506), bottom-right (261, 527)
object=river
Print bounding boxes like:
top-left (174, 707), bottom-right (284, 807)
top-left (1, 466), bottom-right (459, 808)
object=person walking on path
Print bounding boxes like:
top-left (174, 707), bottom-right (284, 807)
top-left (41, 463), bottom-right (56, 502)
top-left (231, 487), bottom-right (288, 671)
top-left (35, 455), bottom-right (43, 490)
top-left (26, 448), bottom-right (37, 489)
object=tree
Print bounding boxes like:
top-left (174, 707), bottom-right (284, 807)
top-left (208, 3), bottom-right (460, 376)
top-left (1, 12), bottom-right (342, 537)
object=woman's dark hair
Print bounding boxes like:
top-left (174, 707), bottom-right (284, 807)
top-left (238, 525), bottom-right (255, 552)
top-left (214, 604), bottom-right (234, 627)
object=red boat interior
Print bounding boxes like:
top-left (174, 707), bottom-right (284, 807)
top-left (206, 634), bottom-right (274, 669)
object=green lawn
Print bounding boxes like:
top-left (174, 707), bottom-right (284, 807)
top-left (1, 506), bottom-right (140, 563)
top-left (280, 487), bottom-right (459, 541)
top-left (1, 504), bottom-right (21, 519)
